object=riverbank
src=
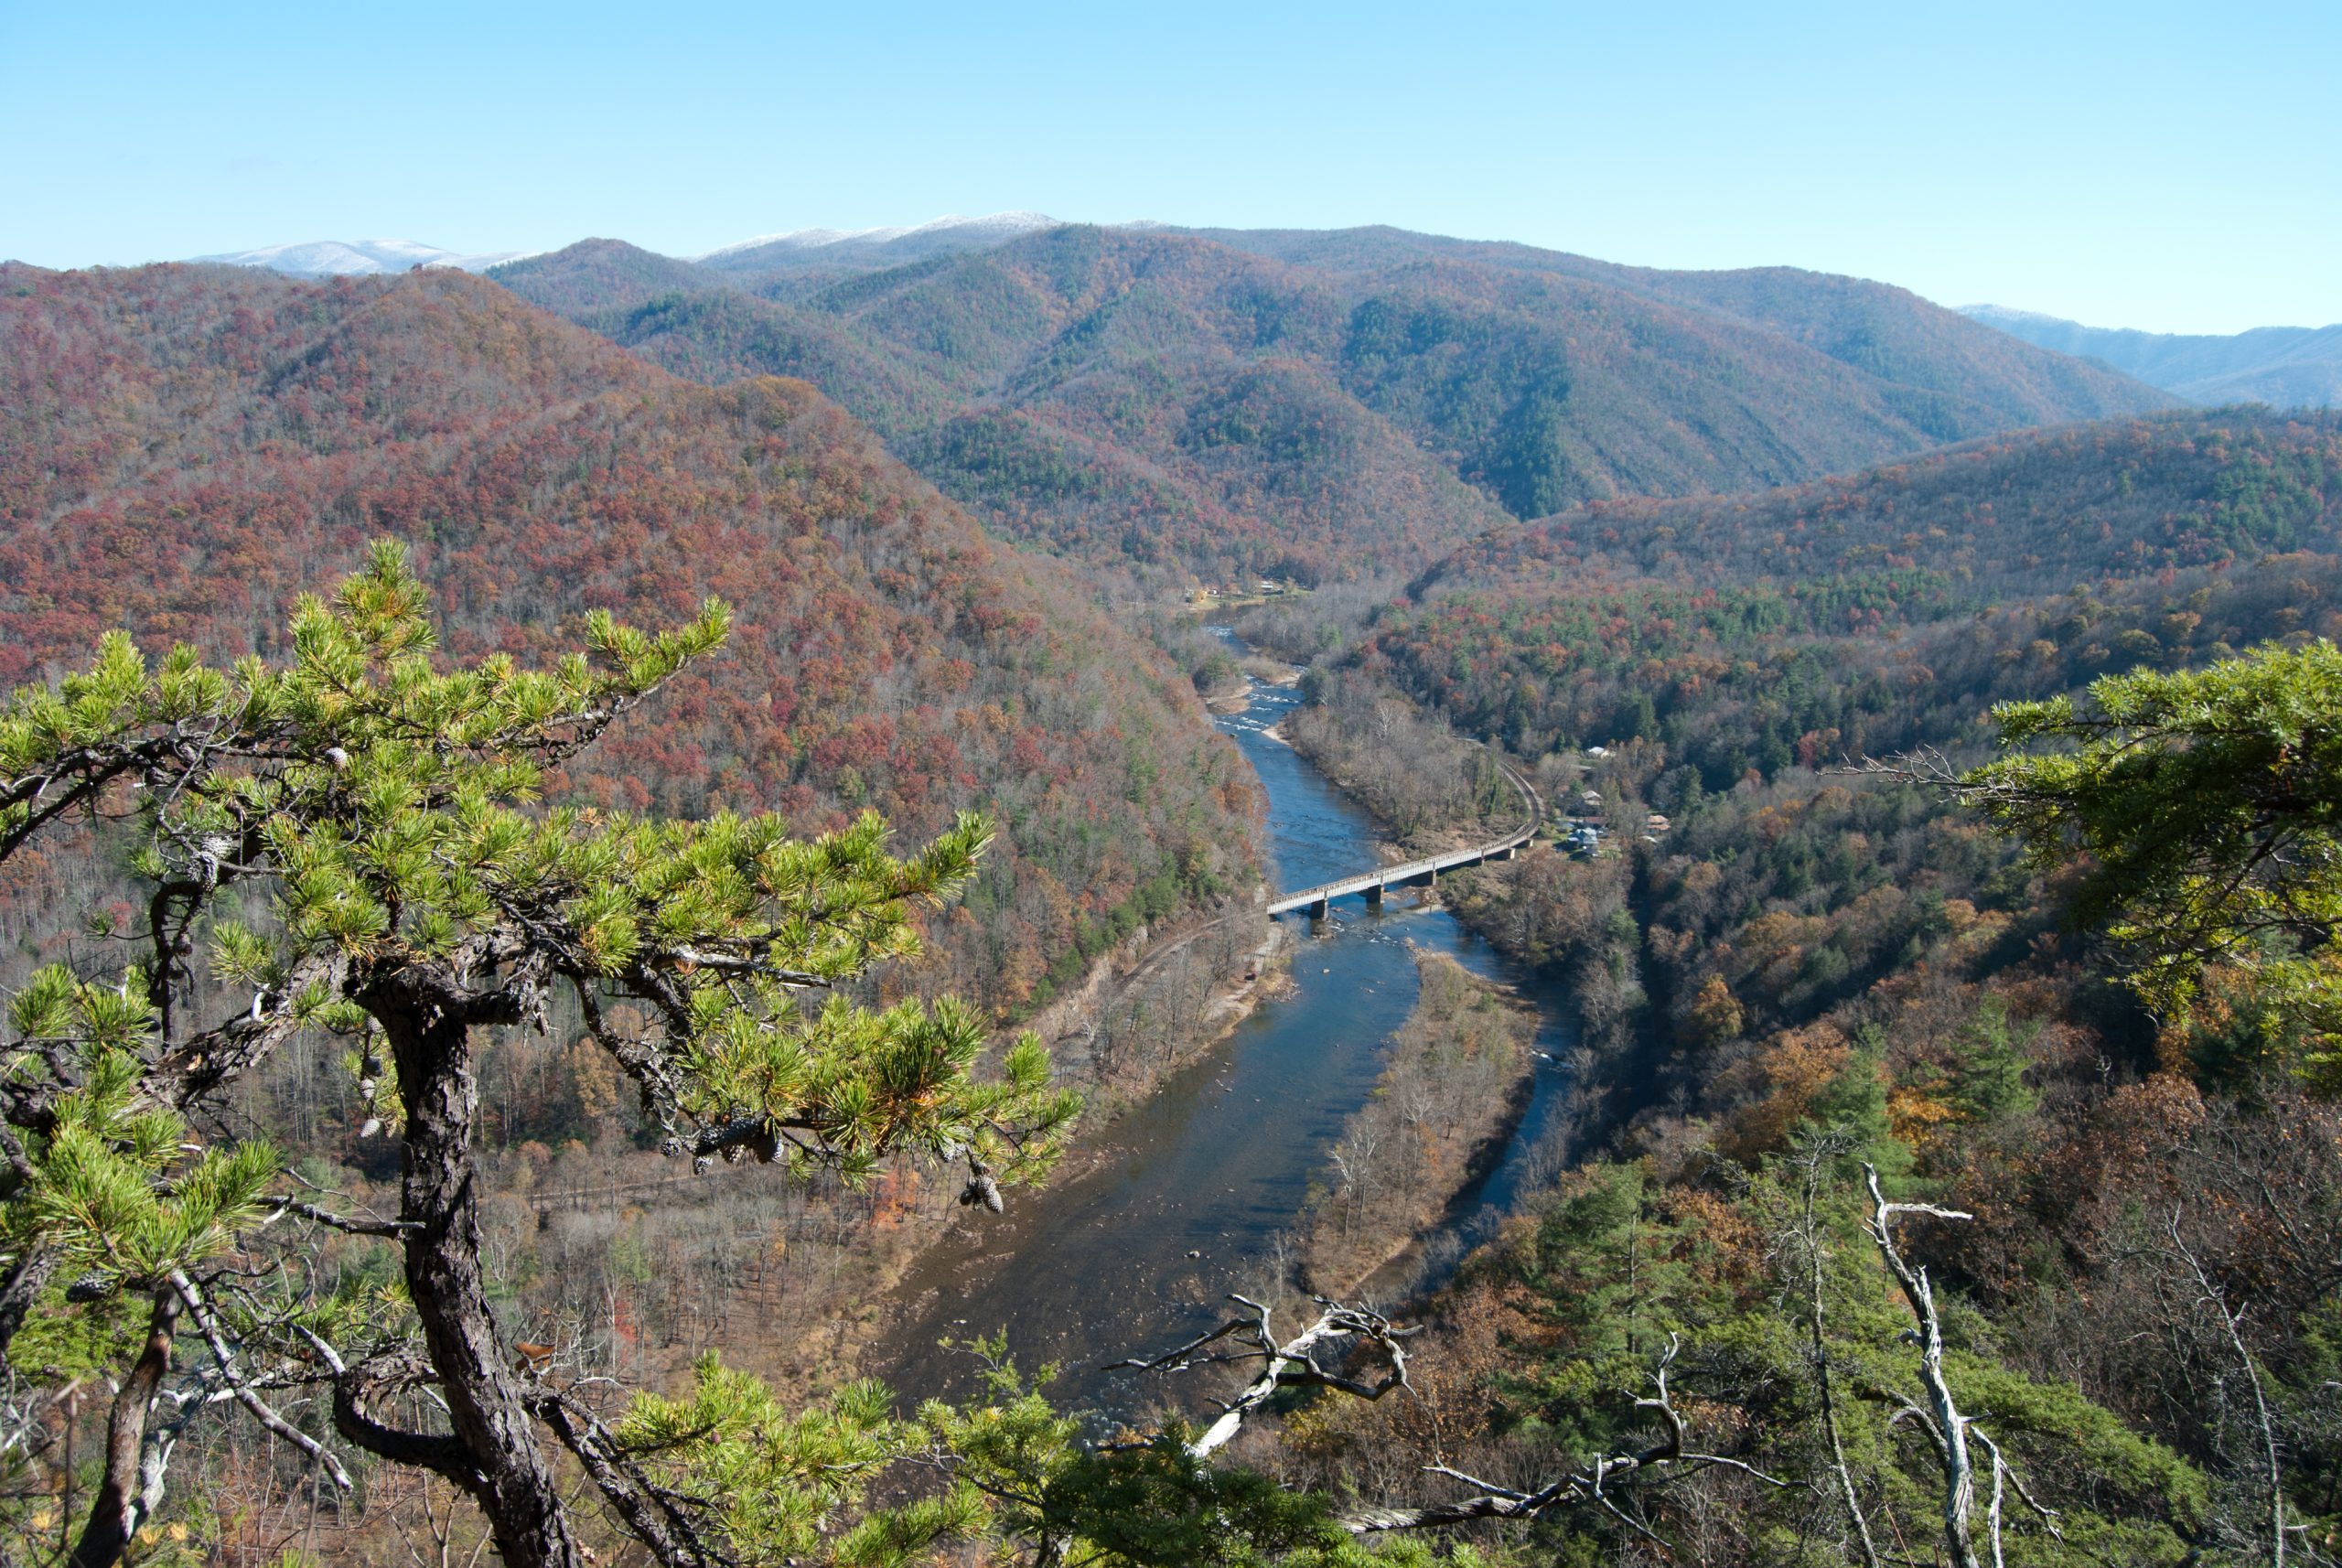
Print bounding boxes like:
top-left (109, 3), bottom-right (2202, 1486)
top-left (745, 900), bottom-right (1294, 1400)
top-left (956, 908), bottom-right (1293, 1190)
top-left (1278, 701), bottom-right (1643, 1172)
top-left (1278, 673), bottom-right (1516, 860)
top-left (1203, 654), bottom-right (1302, 715)
top-left (1295, 950), bottom-right (1540, 1300)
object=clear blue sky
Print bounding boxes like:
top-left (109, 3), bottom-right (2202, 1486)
top-left (4, 0), bottom-right (2334, 334)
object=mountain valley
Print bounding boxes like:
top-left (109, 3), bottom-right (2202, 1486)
top-left (487, 222), bottom-right (2175, 588)
top-left (6, 205), bottom-right (2342, 1568)
top-left (1963, 302), bottom-right (2342, 408)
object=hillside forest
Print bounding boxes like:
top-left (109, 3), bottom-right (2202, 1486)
top-left (0, 220), bottom-right (2338, 1568)
top-left (1234, 405), bottom-right (2342, 1565)
top-left (492, 224), bottom-right (2169, 593)
top-left (0, 261), bottom-right (1271, 1563)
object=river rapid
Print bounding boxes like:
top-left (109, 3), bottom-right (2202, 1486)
top-left (867, 670), bottom-right (1577, 1419)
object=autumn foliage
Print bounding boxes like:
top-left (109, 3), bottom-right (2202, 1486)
top-left (0, 261), bottom-right (1260, 1015)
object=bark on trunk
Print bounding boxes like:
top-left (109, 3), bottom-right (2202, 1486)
top-left (1868, 1168), bottom-right (1982, 1568)
top-left (373, 968), bottom-right (583, 1568)
top-left (0, 1242), bottom-right (59, 1360)
top-left (1798, 1174), bottom-right (1881, 1568)
top-left (65, 1288), bottom-right (178, 1568)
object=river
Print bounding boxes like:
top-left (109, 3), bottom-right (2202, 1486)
top-left (867, 670), bottom-right (1577, 1419)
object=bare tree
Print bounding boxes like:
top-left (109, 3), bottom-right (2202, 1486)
top-left (1862, 1164), bottom-right (2059, 1568)
top-left (2158, 1205), bottom-right (2291, 1567)
top-left (1768, 1134), bottom-right (1882, 1568)
top-left (1115, 1294), bottom-right (1800, 1544)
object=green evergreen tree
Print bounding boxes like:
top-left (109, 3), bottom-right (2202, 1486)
top-left (1947, 1000), bottom-right (2039, 1123)
top-left (1961, 639), bottom-right (2342, 1083)
top-left (0, 543), bottom-right (1078, 1567)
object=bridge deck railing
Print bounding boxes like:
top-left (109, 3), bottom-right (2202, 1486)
top-left (1265, 758), bottom-right (1542, 916)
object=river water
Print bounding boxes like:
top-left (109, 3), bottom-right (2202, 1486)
top-left (868, 673), bottom-right (1576, 1418)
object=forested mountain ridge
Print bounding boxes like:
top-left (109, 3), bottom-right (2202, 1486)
top-left (482, 236), bottom-right (735, 314)
top-left (1415, 406), bottom-right (2342, 606)
top-left (1233, 405), bottom-right (2342, 1562)
top-left (498, 231), bottom-right (1514, 585)
top-left (492, 223), bottom-right (2175, 587)
top-left (1184, 222), bottom-right (2167, 431)
top-left (1366, 408), bottom-right (2341, 777)
top-left (1964, 302), bottom-right (2342, 408)
top-left (0, 260), bottom-right (1259, 1015)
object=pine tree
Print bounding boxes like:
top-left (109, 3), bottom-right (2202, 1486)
top-left (1960, 639), bottom-right (2342, 1081)
top-left (0, 542), bottom-right (1078, 1566)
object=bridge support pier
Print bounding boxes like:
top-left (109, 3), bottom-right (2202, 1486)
top-left (1264, 766), bottom-right (1540, 919)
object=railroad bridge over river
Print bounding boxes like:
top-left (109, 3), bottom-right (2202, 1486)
top-left (1266, 761), bottom-right (1543, 918)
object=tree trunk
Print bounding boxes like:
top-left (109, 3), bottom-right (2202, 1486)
top-left (1866, 1168), bottom-right (1983, 1568)
top-left (0, 1242), bottom-right (59, 1359)
top-left (1795, 1170), bottom-right (1880, 1568)
top-left (374, 968), bottom-right (584, 1568)
top-left (66, 1288), bottom-right (178, 1568)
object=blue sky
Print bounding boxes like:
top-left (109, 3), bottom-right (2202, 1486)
top-left (3, 0), bottom-right (2334, 333)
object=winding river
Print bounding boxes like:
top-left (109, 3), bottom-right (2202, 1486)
top-left (869, 670), bottom-right (1577, 1417)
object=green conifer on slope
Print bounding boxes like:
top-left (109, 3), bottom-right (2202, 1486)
top-left (0, 542), bottom-right (1078, 1568)
top-left (1960, 639), bottom-right (2342, 1083)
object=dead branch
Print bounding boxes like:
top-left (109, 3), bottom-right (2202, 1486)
top-left (167, 1269), bottom-right (352, 1490)
top-left (1341, 1335), bottom-right (1789, 1535)
top-left (2165, 1205), bottom-right (2287, 1568)
top-left (1865, 1164), bottom-right (1982, 1568)
top-left (1112, 1294), bottom-right (1418, 1457)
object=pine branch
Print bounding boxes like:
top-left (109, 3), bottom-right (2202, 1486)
top-left (168, 1269), bottom-right (351, 1490)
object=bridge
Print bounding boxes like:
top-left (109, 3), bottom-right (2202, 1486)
top-left (1266, 760), bottom-right (1543, 918)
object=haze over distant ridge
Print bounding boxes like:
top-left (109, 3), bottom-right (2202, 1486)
top-left (188, 238), bottom-right (531, 277)
top-left (1961, 304), bottom-right (2342, 409)
top-left (695, 211), bottom-right (1058, 262)
top-left (691, 211), bottom-right (1059, 272)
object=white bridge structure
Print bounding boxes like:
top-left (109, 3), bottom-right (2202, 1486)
top-left (1266, 763), bottom-right (1542, 918)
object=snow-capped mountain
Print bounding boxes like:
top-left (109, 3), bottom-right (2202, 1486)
top-left (897, 211), bottom-right (1058, 242)
top-left (697, 225), bottom-right (916, 261)
top-left (188, 239), bottom-right (529, 277)
top-left (1959, 304), bottom-right (2072, 331)
top-left (693, 212), bottom-right (1056, 271)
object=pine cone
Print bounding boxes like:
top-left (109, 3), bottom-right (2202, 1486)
top-left (65, 1273), bottom-right (115, 1303)
top-left (959, 1160), bottom-right (1004, 1214)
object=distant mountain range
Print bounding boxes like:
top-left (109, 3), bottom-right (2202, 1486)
top-left (188, 219), bottom-right (2283, 586)
top-left (183, 216), bottom-right (1064, 283)
top-left (489, 223), bottom-right (2174, 585)
top-left (694, 211), bottom-right (1060, 272)
top-left (1961, 304), bottom-right (2342, 408)
top-left (182, 235), bottom-right (2337, 418)
top-left (188, 238), bottom-right (531, 275)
